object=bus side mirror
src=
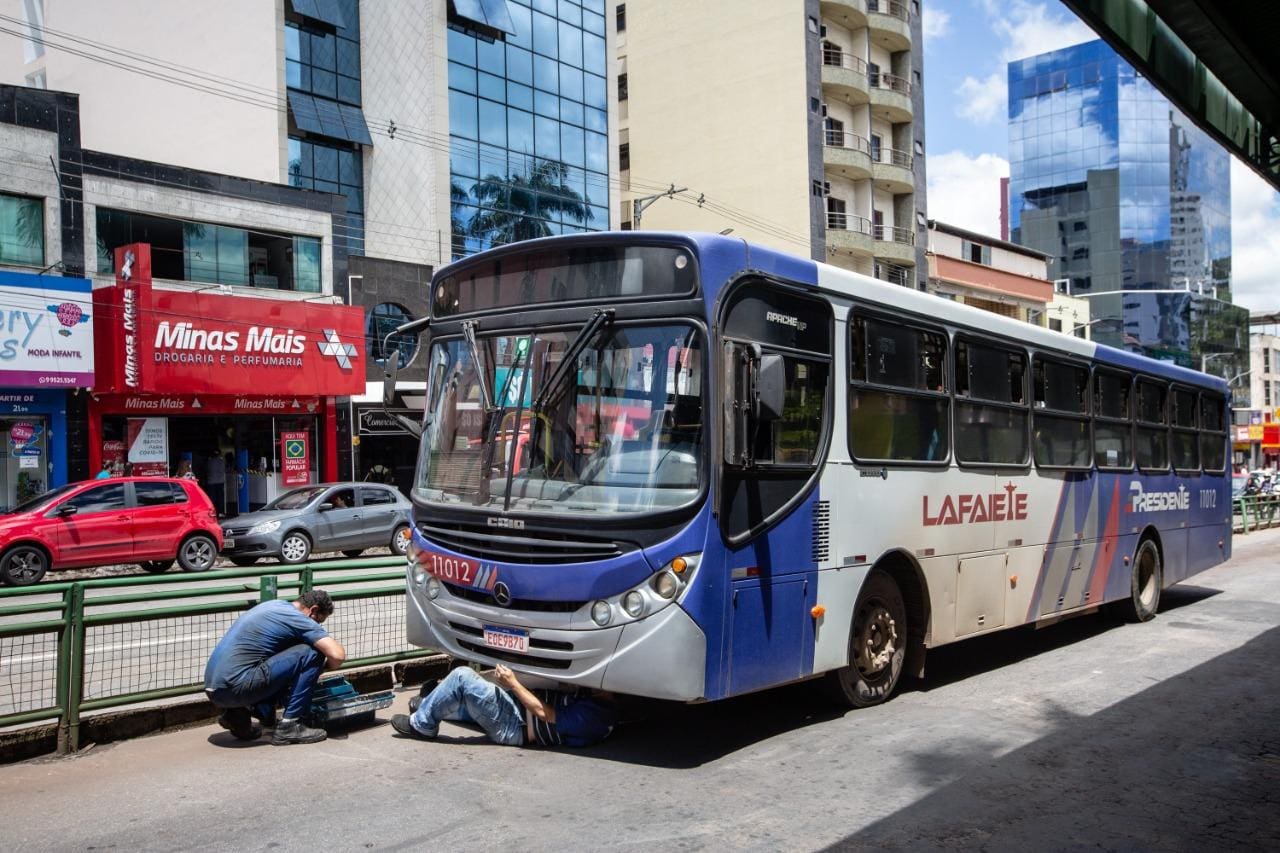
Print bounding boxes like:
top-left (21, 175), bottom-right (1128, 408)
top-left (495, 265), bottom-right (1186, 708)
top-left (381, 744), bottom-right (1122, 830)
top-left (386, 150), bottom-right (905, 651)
top-left (383, 352), bottom-right (424, 439)
top-left (754, 354), bottom-right (785, 422)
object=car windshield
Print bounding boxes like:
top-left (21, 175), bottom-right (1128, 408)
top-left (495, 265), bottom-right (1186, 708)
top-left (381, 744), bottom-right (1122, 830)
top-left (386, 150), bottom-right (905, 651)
top-left (414, 323), bottom-right (704, 517)
top-left (264, 487), bottom-right (327, 511)
top-left (5, 484), bottom-right (77, 515)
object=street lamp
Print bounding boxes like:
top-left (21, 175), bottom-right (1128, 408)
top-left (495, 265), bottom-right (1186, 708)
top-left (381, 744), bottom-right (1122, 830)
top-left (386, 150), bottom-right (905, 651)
top-left (1200, 351), bottom-right (1235, 374)
top-left (631, 184), bottom-right (688, 229)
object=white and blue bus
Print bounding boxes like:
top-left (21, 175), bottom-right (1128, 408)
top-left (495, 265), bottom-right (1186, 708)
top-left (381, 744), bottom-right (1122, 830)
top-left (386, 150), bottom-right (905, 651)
top-left (394, 232), bottom-right (1231, 707)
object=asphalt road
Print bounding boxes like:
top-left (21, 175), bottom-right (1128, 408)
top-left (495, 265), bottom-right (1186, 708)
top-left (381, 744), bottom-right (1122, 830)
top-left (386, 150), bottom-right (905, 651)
top-left (2, 531), bottom-right (1278, 851)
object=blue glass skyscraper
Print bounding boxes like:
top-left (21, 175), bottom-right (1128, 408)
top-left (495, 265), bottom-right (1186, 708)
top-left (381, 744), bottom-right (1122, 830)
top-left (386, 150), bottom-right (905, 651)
top-left (1008, 40), bottom-right (1245, 371)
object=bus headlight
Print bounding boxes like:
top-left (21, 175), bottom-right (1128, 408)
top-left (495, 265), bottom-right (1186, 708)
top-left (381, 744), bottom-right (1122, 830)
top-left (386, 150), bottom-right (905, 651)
top-left (622, 590), bottom-right (645, 618)
top-left (412, 566), bottom-right (427, 585)
top-left (591, 600), bottom-right (612, 626)
top-left (653, 571), bottom-right (679, 600)
top-left (426, 576), bottom-right (441, 600)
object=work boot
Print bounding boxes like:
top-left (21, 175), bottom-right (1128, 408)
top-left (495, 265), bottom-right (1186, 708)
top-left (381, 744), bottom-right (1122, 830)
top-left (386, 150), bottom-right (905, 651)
top-left (390, 714), bottom-right (434, 740)
top-left (271, 718), bottom-right (327, 745)
top-left (218, 707), bottom-right (261, 741)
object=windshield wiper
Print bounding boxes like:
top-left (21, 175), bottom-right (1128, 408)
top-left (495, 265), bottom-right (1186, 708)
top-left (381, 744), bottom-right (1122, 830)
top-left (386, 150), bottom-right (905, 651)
top-left (532, 309), bottom-right (614, 411)
top-left (462, 320), bottom-right (494, 411)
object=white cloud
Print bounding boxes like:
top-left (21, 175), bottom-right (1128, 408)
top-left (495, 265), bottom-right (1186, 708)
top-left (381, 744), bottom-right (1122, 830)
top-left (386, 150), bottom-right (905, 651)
top-left (921, 7), bottom-right (950, 41)
top-left (955, 72), bottom-right (1007, 124)
top-left (986, 0), bottom-right (1096, 64)
top-left (926, 150), bottom-right (1010, 238)
top-left (1230, 157), bottom-right (1280, 312)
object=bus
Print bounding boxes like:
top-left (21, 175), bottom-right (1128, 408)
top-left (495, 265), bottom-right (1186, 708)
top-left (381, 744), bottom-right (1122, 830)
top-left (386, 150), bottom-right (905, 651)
top-left (390, 232), bottom-right (1232, 707)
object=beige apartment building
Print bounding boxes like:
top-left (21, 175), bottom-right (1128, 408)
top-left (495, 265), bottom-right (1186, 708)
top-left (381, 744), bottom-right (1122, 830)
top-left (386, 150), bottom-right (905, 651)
top-left (617, 0), bottom-right (927, 286)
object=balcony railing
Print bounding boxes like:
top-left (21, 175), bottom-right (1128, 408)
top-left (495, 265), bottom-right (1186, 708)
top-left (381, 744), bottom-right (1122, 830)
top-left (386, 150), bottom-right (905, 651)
top-left (874, 261), bottom-right (912, 287)
top-left (876, 146), bottom-right (913, 169)
top-left (824, 129), bottom-right (872, 153)
top-left (869, 69), bottom-right (912, 96)
top-left (867, 0), bottom-right (909, 21)
top-left (822, 48), bottom-right (868, 76)
top-left (826, 212), bottom-right (872, 233)
top-left (872, 224), bottom-right (915, 246)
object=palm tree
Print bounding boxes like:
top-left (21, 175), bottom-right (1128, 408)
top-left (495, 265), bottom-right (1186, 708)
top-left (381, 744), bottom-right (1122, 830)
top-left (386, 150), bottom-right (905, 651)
top-left (450, 179), bottom-right (470, 259)
top-left (466, 159), bottom-right (593, 250)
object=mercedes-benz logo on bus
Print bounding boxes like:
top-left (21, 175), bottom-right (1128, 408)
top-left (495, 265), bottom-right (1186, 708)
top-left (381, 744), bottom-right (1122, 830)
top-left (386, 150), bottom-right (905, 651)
top-left (492, 582), bottom-right (513, 607)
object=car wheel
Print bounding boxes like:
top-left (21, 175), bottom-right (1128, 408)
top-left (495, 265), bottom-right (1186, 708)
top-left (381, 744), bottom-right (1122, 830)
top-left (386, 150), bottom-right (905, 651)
top-left (279, 532), bottom-right (312, 565)
top-left (391, 524), bottom-right (412, 556)
top-left (341, 549), bottom-right (365, 558)
top-left (0, 544), bottom-right (48, 586)
top-left (177, 534), bottom-right (218, 572)
top-left (140, 560), bottom-right (174, 574)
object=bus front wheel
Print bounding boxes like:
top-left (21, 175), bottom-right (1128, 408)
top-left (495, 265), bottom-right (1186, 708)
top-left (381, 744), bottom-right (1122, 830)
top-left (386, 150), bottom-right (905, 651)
top-left (824, 569), bottom-right (907, 708)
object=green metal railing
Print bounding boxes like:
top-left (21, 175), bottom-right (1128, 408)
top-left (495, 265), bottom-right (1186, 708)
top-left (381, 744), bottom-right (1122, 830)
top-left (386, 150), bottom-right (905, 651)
top-left (0, 556), bottom-right (431, 753)
top-left (1233, 494), bottom-right (1280, 534)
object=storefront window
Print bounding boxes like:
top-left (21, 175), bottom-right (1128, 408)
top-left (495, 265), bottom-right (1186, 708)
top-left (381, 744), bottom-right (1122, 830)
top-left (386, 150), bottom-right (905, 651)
top-left (0, 417), bottom-right (49, 512)
top-left (367, 303), bottom-right (416, 367)
top-left (293, 236), bottom-right (322, 292)
top-left (0, 193), bottom-right (44, 267)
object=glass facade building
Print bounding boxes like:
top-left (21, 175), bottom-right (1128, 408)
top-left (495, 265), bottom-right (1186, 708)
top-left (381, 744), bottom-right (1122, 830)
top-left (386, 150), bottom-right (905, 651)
top-left (286, 0), bottom-right (367, 255)
top-left (447, 0), bottom-right (610, 259)
top-left (1008, 40), bottom-right (1245, 371)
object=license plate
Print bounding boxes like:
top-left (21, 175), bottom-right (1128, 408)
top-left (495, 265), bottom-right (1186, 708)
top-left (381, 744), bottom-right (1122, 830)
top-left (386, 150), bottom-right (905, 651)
top-left (223, 538), bottom-right (236, 549)
top-left (483, 625), bottom-right (529, 654)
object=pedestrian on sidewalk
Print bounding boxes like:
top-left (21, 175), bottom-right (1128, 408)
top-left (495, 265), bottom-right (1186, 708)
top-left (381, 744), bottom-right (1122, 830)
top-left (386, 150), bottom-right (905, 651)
top-left (391, 664), bottom-right (617, 748)
top-left (204, 590), bottom-right (346, 745)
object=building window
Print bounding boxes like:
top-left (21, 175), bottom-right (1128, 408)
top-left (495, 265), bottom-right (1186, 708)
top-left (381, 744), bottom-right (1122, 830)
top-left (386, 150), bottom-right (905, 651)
top-left (618, 72), bottom-right (628, 101)
top-left (1049, 318), bottom-right (1063, 332)
top-left (289, 137), bottom-right (364, 255)
top-left (367, 303), bottom-right (417, 368)
top-left (286, 16), bottom-right (362, 107)
top-left (826, 197), bottom-right (847, 230)
top-left (619, 142), bottom-right (629, 171)
top-left (616, 3), bottom-right (625, 32)
top-left (870, 133), bottom-right (882, 162)
top-left (961, 239), bottom-right (991, 265)
top-left (95, 208), bottom-right (322, 293)
top-left (0, 193), bottom-right (44, 267)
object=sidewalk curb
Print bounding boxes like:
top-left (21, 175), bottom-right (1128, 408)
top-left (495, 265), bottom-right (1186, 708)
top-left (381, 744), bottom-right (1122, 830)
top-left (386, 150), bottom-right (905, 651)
top-left (0, 654), bottom-right (451, 765)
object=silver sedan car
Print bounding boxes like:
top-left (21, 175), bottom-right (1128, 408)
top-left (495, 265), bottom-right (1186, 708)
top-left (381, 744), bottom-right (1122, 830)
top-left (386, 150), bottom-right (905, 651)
top-left (220, 482), bottom-right (413, 565)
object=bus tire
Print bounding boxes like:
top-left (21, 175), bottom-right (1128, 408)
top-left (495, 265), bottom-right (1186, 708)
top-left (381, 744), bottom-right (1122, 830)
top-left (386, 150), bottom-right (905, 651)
top-left (823, 568), bottom-right (907, 708)
top-left (1114, 538), bottom-right (1162, 623)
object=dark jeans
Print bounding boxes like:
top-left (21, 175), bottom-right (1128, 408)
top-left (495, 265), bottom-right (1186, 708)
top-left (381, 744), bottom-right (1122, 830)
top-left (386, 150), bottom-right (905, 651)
top-left (207, 644), bottom-right (326, 720)
top-left (207, 482), bottom-right (226, 516)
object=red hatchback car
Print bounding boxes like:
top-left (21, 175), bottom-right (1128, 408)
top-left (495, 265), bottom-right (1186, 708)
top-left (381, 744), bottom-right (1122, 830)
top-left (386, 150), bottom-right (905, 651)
top-left (0, 477), bottom-right (223, 586)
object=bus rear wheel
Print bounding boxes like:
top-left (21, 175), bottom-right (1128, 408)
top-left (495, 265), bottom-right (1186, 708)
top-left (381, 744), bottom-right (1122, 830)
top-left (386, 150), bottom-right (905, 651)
top-left (1113, 538), bottom-right (1162, 623)
top-left (824, 568), bottom-right (907, 708)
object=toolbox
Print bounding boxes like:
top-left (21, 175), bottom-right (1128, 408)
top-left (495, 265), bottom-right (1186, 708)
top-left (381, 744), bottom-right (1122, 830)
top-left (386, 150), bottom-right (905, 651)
top-left (304, 676), bottom-right (394, 729)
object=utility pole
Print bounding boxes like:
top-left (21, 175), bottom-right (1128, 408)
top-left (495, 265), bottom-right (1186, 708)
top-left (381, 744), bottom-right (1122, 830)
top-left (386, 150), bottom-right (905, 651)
top-left (631, 184), bottom-right (687, 229)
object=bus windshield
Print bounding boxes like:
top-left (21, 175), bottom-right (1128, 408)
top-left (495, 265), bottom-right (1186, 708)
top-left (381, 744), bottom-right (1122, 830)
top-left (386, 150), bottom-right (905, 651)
top-left (415, 323), bottom-right (704, 516)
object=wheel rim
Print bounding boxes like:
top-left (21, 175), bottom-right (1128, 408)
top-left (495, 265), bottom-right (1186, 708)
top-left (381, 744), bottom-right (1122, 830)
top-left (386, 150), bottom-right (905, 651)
top-left (281, 535), bottom-right (308, 562)
top-left (1137, 545), bottom-right (1159, 609)
top-left (393, 527), bottom-right (410, 555)
top-left (183, 538), bottom-right (214, 570)
top-left (6, 548), bottom-right (44, 583)
top-left (853, 599), bottom-right (899, 681)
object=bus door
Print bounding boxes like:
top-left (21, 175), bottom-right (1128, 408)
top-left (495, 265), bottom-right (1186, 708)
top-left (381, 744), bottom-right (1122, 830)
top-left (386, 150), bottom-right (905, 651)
top-left (719, 280), bottom-right (833, 695)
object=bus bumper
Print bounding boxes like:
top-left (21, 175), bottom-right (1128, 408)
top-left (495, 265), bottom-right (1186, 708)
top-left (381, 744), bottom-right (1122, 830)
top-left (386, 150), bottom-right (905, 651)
top-left (407, 586), bottom-right (706, 701)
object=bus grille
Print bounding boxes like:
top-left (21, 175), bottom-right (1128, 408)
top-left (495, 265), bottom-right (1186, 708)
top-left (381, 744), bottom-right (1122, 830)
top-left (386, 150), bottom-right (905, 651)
top-left (812, 500), bottom-right (830, 562)
top-left (445, 582), bottom-right (586, 613)
top-left (417, 521), bottom-right (626, 564)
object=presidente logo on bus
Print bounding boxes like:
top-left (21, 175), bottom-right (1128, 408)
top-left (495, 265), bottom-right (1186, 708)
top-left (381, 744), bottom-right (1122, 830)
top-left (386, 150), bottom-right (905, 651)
top-left (922, 482), bottom-right (1028, 526)
top-left (1128, 482), bottom-right (1189, 513)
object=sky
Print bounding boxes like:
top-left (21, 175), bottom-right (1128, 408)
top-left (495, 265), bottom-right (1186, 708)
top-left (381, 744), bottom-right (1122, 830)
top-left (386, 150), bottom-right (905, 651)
top-left (921, 0), bottom-right (1280, 311)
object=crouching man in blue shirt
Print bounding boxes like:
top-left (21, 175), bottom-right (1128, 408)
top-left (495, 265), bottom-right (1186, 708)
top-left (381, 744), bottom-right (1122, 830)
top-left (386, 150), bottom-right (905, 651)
top-left (391, 664), bottom-right (617, 748)
top-left (204, 590), bottom-right (347, 746)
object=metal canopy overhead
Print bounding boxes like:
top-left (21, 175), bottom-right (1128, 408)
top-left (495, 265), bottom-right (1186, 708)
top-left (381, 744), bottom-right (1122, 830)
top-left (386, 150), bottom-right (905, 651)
top-left (1061, 0), bottom-right (1280, 192)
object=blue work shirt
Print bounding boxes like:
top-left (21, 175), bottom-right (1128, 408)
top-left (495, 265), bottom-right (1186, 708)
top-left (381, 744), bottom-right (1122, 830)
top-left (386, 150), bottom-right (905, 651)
top-left (529, 691), bottom-right (617, 748)
top-left (204, 600), bottom-right (328, 691)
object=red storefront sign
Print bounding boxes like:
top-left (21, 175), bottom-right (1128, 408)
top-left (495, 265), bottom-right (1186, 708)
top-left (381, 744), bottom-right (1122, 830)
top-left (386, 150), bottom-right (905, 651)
top-left (280, 431), bottom-right (311, 486)
top-left (93, 244), bottom-right (364, 397)
top-left (91, 394), bottom-right (323, 416)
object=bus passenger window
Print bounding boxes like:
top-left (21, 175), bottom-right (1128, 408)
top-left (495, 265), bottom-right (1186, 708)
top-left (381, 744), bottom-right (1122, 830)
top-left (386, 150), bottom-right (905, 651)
top-left (754, 359), bottom-right (830, 466)
top-left (1032, 357), bottom-right (1090, 468)
top-left (849, 316), bottom-right (949, 462)
top-left (955, 340), bottom-right (1029, 466)
top-left (1170, 387), bottom-right (1199, 471)
top-left (1199, 392), bottom-right (1227, 472)
top-left (1094, 370), bottom-right (1132, 469)
top-left (1134, 378), bottom-right (1169, 471)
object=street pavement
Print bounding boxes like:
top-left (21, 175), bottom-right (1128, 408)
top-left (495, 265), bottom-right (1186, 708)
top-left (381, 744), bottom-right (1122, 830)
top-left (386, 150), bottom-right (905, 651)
top-left (1, 530), bottom-right (1278, 851)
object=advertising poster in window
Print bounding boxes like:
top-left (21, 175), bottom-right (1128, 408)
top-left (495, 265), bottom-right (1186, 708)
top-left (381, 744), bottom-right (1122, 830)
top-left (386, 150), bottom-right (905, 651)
top-left (101, 439), bottom-right (126, 476)
top-left (0, 271), bottom-right (95, 387)
top-left (126, 417), bottom-right (169, 477)
top-left (280, 431), bottom-right (310, 486)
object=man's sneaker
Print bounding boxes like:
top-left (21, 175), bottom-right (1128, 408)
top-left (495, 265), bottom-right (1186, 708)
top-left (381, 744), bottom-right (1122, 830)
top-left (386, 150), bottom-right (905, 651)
top-left (271, 718), bottom-right (327, 745)
top-left (391, 714), bottom-right (434, 740)
top-left (218, 707), bottom-right (261, 741)
top-left (408, 678), bottom-right (440, 714)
